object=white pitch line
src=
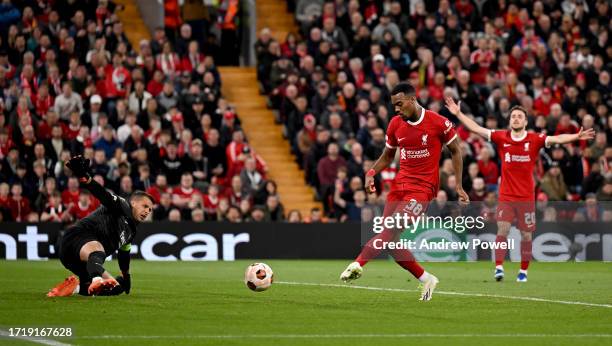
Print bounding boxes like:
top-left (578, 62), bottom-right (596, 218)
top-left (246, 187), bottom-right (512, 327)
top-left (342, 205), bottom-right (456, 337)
top-left (0, 329), bottom-right (72, 346)
top-left (276, 281), bottom-right (612, 309)
top-left (72, 334), bottom-right (612, 339)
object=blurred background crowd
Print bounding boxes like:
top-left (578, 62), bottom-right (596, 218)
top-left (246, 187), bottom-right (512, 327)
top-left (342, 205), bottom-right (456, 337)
top-left (0, 0), bottom-right (610, 224)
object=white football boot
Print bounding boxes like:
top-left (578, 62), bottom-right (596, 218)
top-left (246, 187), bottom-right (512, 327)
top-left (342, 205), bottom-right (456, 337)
top-left (419, 273), bottom-right (439, 301)
top-left (340, 262), bottom-right (363, 283)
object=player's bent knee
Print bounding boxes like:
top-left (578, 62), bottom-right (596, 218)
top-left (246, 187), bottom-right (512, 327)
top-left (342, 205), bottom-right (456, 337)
top-left (79, 241), bottom-right (105, 262)
top-left (520, 231), bottom-right (532, 241)
top-left (496, 222), bottom-right (511, 237)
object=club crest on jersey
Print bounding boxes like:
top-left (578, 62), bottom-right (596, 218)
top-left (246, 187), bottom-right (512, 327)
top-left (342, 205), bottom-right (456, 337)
top-left (444, 120), bottom-right (452, 134)
top-left (524, 142), bottom-right (530, 151)
top-left (422, 134), bottom-right (428, 146)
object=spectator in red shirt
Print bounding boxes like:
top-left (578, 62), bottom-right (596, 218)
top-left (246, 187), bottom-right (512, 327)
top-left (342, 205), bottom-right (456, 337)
top-left (8, 183), bottom-right (31, 222)
top-left (533, 88), bottom-right (555, 116)
top-left (41, 191), bottom-right (72, 222)
top-left (146, 174), bottom-right (172, 204)
top-left (61, 177), bottom-right (81, 208)
top-left (470, 37), bottom-right (495, 85)
top-left (554, 114), bottom-right (579, 136)
top-left (69, 188), bottom-right (97, 220)
top-left (428, 71), bottom-right (446, 101)
top-left (0, 183), bottom-right (10, 209)
top-left (477, 148), bottom-right (499, 189)
top-left (172, 172), bottom-right (202, 209)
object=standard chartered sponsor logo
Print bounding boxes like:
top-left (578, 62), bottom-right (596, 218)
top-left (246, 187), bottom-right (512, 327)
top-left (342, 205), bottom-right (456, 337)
top-left (400, 148), bottom-right (430, 159)
top-left (510, 155), bottom-right (530, 162)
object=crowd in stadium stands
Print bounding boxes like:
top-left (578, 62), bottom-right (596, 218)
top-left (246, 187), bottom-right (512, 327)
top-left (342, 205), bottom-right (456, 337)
top-left (255, 0), bottom-right (612, 221)
top-left (0, 0), bottom-right (312, 224)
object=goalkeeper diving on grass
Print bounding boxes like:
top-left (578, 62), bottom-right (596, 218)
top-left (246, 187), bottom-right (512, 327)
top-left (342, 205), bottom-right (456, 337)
top-left (47, 155), bottom-right (154, 297)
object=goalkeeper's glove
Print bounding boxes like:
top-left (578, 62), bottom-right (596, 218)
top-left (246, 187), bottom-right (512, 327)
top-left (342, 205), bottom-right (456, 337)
top-left (66, 155), bottom-right (91, 180)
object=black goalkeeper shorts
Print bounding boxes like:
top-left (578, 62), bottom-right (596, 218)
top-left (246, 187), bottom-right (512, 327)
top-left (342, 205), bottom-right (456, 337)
top-left (58, 226), bottom-right (100, 282)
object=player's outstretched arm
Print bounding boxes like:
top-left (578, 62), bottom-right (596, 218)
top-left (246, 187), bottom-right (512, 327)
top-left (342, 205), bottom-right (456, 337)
top-left (546, 127), bottom-right (595, 146)
top-left (445, 97), bottom-right (491, 140)
top-left (446, 139), bottom-right (469, 206)
top-left (365, 147), bottom-right (396, 194)
top-left (66, 155), bottom-right (123, 212)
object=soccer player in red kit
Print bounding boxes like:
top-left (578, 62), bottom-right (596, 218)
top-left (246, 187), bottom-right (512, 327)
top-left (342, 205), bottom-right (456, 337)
top-left (445, 98), bottom-right (594, 282)
top-left (340, 83), bottom-right (469, 301)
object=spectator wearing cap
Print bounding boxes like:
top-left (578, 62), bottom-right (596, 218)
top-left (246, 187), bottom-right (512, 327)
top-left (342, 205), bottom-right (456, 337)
top-left (370, 53), bottom-right (390, 87)
top-left (83, 95), bottom-right (104, 129)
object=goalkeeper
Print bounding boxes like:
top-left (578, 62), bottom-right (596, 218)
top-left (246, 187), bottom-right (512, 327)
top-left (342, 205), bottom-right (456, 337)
top-left (47, 155), bottom-right (154, 297)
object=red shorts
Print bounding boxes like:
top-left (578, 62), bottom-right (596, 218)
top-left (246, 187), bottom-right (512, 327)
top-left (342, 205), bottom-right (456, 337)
top-left (496, 201), bottom-right (536, 232)
top-left (383, 190), bottom-right (432, 218)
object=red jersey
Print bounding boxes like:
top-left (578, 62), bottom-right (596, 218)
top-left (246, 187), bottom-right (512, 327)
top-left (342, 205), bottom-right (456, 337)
top-left (172, 186), bottom-right (201, 203)
top-left (61, 189), bottom-right (80, 207)
top-left (70, 201), bottom-right (97, 220)
top-left (489, 130), bottom-right (548, 201)
top-left (385, 108), bottom-right (457, 198)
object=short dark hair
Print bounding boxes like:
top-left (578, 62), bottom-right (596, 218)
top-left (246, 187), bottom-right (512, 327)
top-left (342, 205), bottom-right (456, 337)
top-left (390, 83), bottom-right (416, 97)
top-left (130, 191), bottom-right (155, 204)
top-left (509, 105), bottom-right (528, 117)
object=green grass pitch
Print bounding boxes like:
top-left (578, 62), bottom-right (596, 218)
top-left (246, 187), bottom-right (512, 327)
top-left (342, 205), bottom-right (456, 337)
top-left (1, 260), bottom-right (611, 346)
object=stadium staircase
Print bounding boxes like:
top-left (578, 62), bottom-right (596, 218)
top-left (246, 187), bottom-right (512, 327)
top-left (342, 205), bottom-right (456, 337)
top-left (119, 0), bottom-right (320, 216)
top-left (219, 0), bottom-right (321, 216)
top-left (219, 67), bottom-right (321, 216)
top-left (114, 0), bottom-right (152, 49)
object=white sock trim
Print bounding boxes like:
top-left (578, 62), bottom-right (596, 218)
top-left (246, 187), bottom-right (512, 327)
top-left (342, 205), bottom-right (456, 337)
top-left (418, 271), bottom-right (430, 283)
top-left (519, 269), bottom-right (528, 274)
top-left (495, 265), bottom-right (504, 270)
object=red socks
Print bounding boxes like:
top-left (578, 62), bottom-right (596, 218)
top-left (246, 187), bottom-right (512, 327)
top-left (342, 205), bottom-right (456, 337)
top-left (355, 229), bottom-right (424, 279)
top-left (495, 235), bottom-right (508, 266)
top-left (355, 229), bottom-right (396, 266)
top-left (521, 240), bottom-right (532, 270)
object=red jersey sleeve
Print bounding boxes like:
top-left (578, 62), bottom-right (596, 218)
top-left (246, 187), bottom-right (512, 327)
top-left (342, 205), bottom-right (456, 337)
top-left (489, 129), bottom-right (503, 145)
top-left (438, 115), bottom-right (457, 145)
top-left (385, 117), bottom-right (398, 149)
top-left (532, 132), bottom-right (548, 150)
